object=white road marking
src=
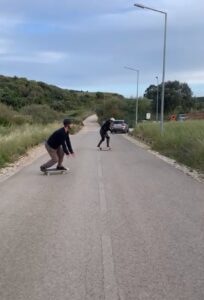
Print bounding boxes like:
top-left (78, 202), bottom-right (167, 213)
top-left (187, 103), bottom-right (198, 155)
top-left (97, 153), bottom-right (119, 300)
top-left (99, 181), bottom-right (107, 214)
top-left (98, 164), bottom-right (103, 179)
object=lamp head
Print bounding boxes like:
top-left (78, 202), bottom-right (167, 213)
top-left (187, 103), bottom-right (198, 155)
top-left (134, 3), bottom-right (145, 9)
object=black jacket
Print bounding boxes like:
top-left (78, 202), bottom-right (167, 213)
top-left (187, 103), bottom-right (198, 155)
top-left (100, 120), bottom-right (112, 133)
top-left (47, 127), bottom-right (74, 155)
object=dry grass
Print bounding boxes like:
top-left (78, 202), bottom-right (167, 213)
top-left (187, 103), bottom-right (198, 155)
top-left (132, 120), bottom-right (204, 172)
top-left (0, 123), bottom-right (59, 168)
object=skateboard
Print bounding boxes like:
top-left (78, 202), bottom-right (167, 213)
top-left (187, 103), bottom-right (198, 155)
top-left (42, 168), bottom-right (69, 176)
top-left (98, 147), bottom-right (112, 151)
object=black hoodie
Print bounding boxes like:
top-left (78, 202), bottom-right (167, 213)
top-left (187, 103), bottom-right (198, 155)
top-left (47, 127), bottom-right (74, 155)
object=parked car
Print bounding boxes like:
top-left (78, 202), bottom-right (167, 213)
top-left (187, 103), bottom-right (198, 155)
top-left (177, 114), bottom-right (188, 121)
top-left (111, 120), bottom-right (129, 133)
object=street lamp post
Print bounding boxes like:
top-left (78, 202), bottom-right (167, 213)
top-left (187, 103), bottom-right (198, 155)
top-left (124, 66), bottom-right (140, 127)
top-left (134, 3), bottom-right (167, 133)
top-left (155, 76), bottom-right (159, 121)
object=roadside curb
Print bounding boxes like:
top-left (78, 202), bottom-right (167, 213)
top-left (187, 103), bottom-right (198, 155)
top-left (122, 134), bottom-right (150, 150)
top-left (122, 134), bottom-right (204, 184)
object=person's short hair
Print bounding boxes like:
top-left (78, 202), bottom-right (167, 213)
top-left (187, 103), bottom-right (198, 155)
top-left (63, 118), bottom-right (72, 127)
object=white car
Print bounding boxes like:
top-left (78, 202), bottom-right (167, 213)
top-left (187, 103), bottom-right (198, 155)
top-left (111, 120), bottom-right (129, 133)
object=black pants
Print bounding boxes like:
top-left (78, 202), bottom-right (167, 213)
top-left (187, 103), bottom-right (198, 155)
top-left (97, 130), bottom-right (110, 147)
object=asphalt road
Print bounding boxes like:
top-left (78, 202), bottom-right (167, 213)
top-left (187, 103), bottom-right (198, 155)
top-left (0, 115), bottom-right (204, 300)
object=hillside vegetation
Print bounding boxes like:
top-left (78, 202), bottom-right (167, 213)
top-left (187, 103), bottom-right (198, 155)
top-left (0, 75), bottom-right (97, 124)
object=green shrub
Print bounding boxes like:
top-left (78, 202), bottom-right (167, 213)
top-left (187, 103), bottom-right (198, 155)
top-left (20, 104), bottom-right (62, 124)
top-left (0, 103), bottom-right (30, 126)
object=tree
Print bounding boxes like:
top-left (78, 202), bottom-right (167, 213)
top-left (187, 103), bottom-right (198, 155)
top-left (144, 80), bottom-right (193, 114)
top-left (124, 98), bottom-right (151, 126)
top-left (96, 98), bottom-right (126, 124)
top-left (96, 92), bottom-right (104, 99)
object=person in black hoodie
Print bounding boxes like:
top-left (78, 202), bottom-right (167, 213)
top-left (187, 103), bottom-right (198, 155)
top-left (40, 119), bottom-right (74, 172)
top-left (97, 118), bottom-right (115, 150)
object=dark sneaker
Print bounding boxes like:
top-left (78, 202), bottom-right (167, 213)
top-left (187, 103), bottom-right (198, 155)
top-left (57, 166), bottom-right (67, 171)
top-left (40, 166), bottom-right (46, 172)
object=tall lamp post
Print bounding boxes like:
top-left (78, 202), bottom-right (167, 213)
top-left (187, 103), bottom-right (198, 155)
top-left (134, 3), bottom-right (167, 133)
top-left (124, 66), bottom-right (140, 127)
top-left (155, 76), bottom-right (159, 121)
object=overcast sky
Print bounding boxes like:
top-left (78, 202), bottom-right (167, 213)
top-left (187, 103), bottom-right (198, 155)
top-left (0, 0), bottom-right (204, 97)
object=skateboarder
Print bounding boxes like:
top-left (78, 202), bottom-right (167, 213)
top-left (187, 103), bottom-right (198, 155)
top-left (97, 117), bottom-right (115, 150)
top-left (40, 119), bottom-right (74, 172)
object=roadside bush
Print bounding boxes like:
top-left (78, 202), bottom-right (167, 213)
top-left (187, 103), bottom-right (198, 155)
top-left (20, 104), bottom-right (62, 124)
top-left (0, 103), bottom-right (30, 126)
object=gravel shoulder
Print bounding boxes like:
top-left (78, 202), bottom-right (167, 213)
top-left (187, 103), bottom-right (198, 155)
top-left (0, 144), bottom-right (46, 183)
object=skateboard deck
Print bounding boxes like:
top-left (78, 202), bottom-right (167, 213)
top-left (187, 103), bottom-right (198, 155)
top-left (99, 147), bottom-right (112, 151)
top-left (43, 168), bottom-right (69, 175)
